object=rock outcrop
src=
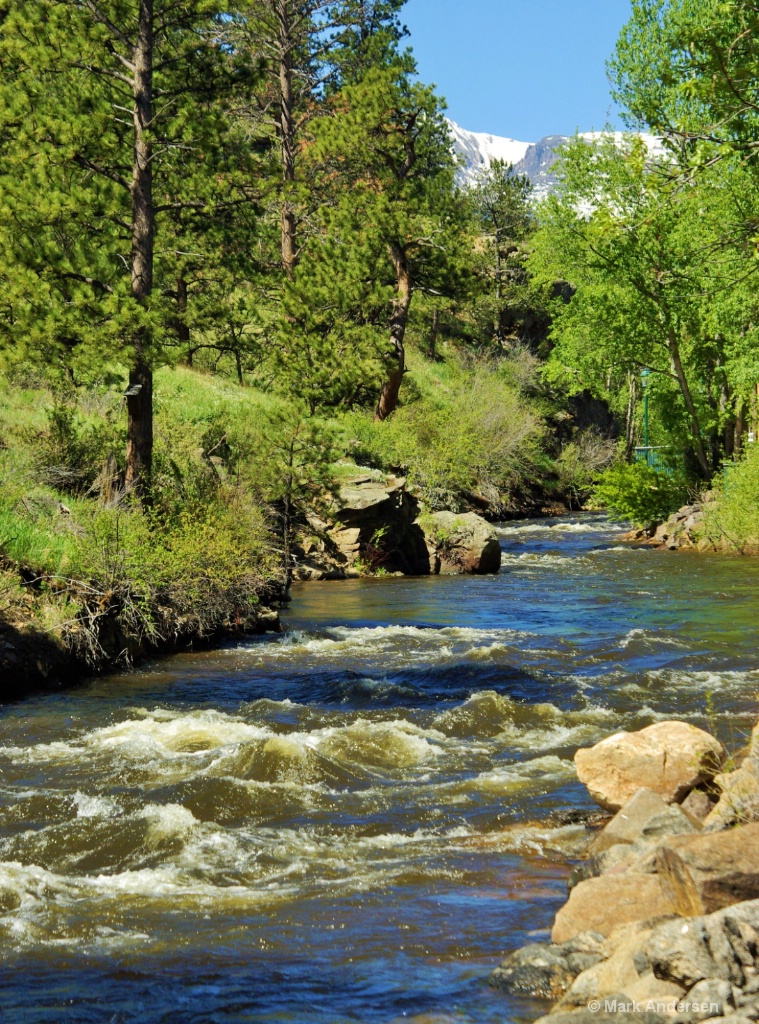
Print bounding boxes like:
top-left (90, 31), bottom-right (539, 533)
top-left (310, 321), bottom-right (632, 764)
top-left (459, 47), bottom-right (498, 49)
top-left (292, 473), bottom-right (429, 580)
top-left (574, 722), bottom-right (725, 811)
top-left (420, 511), bottom-right (502, 575)
top-left (293, 471), bottom-right (503, 579)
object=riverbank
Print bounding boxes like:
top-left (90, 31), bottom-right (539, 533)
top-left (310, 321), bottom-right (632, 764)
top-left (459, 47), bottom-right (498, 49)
top-left (0, 352), bottom-right (588, 697)
top-left (0, 557), bottom-right (284, 700)
top-left (623, 497), bottom-right (759, 555)
top-left (490, 717), bottom-right (759, 1023)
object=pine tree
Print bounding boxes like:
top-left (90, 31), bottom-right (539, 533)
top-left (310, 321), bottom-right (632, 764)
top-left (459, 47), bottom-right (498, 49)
top-left (0, 0), bottom-right (256, 498)
top-left (293, 63), bottom-right (460, 418)
top-left (470, 159), bottom-right (534, 346)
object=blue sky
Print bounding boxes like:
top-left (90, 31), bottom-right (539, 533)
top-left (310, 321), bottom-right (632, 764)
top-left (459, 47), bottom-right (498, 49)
top-left (403, 0), bottom-right (633, 141)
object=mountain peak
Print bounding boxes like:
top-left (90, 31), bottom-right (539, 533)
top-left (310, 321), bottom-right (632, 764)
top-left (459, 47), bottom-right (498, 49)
top-left (448, 120), bottom-right (665, 194)
top-left (446, 120), bottom-right (532, 186)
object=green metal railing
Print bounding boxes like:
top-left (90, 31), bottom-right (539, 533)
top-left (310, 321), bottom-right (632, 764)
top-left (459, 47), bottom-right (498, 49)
top-left (634, 446), bottom-right (673, 474)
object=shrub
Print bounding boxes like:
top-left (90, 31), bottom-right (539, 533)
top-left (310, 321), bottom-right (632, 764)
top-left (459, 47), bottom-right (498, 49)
top-left (341, 364), bottom-right (545, 509)
top-left (702, 446), bottom-right (759, 550)
top-left (592, 460), bottom-right (689, 527)
top-left (556, 429), bottom-right (617, 509)
top-left (24, 397), bottom-right (124, 494)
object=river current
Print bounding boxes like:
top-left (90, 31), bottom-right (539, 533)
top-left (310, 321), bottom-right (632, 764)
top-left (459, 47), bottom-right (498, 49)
top-left (1, 515), bottom-right (759, 1023)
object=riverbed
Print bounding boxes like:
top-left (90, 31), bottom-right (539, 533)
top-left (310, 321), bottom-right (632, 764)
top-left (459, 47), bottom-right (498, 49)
top-left (1, 515), bottom-right (758, 1022)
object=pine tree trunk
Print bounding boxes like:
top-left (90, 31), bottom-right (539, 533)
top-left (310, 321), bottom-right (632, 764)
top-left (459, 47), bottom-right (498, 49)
top-left (176, 275), bottom-right (190, 357)
top-left (375, 244), bottom-right (411, 421)
top-left (427, 308), bottom-right (439, 360)
top-left (277, 1), bottom-right (297, 278)
top-left (126, 0), bottom-right (155, 499)
top-left (494, 230), bottom-right (504, 346)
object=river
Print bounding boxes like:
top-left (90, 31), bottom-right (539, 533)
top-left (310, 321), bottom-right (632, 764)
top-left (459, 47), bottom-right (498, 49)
top-left (1, 515), bottom-right (759, 1023)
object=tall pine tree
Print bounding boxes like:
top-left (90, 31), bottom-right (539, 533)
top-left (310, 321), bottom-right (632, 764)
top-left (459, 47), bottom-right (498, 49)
top-left (0, 0), bottom-right (256, 497)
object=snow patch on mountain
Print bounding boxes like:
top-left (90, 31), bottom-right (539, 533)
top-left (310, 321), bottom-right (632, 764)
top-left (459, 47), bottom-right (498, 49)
top-left (447, 120), bottom-right (531, 186)
top-left (448, 120), bottom-right (665, 194)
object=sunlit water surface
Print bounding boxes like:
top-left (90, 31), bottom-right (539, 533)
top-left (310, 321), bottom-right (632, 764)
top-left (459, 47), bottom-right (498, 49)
top-left (1, 515), bottom-right (758, 1023)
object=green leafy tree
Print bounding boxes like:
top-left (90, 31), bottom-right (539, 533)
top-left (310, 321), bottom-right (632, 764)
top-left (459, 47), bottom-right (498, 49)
top-left (611, 0), bottom-right (759, 158)
top-left (530, 135), bottom-right (759, 478)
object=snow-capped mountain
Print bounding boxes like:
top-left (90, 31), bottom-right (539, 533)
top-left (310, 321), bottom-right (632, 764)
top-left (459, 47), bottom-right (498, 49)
top-left (448, 120), bottom-right (664, 195)
top-left (447, 121), bottom-right (531, 186)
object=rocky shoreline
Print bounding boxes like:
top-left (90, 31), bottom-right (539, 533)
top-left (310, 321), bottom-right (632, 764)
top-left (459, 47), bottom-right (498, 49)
top-left (490, 719), bottom-right (759, 1023)
top-left (622, 497), bottom-right (757, 555)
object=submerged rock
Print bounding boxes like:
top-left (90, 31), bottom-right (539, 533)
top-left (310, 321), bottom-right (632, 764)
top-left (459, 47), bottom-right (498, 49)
top-left (574, 722), bottom-right (726, 812)
top-left (489, 932), bottom-right (605, 998)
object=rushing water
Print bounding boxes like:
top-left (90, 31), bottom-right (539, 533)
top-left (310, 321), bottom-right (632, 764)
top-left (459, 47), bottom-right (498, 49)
top-left (2, 515), bottom-right (759, 1023)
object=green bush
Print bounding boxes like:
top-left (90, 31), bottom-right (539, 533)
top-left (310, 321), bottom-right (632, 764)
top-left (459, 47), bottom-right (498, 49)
top-left (556, 429), bottom-right (617, 509)
top-left (702, 446), bottom-right (759, 550)
top-left (592, 460), bottom-right (689, 527)
top-left (341, 363), bottom-right (545, 509)
top-left (24, 397), bottom-right (124, 494)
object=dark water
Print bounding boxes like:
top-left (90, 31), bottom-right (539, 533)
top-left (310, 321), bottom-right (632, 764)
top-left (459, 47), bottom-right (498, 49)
top-left (1, 515), bottom-right (759, 1023)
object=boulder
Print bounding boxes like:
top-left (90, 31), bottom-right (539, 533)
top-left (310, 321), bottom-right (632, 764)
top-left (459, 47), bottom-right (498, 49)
top-left (646, 900), bottom-right (759, 988)
top-left (325, 473), bottom-right (430, 575)
top-left (556, 922), bottom-right (667, 1009)
top-left (419, 511), bottom-right (501, 575)
top-left (655, 823), bottom-right (759, 916)
top-left (488, 932), bottom-right (605, 998)
top-left (535, 1007), bottom-right (666, 1024)
top-left (587, 788), bottom-right (700, 857)
top-left (704, 759), bottom-right (759, 832)
top-left (676, 979), bottom-right (737, 1022)
top-left (682, 788), bottom-right (719, 823)
top-left (575, 723), bottom-right (726, 812)
top-left (552, 873), bottom-right (677, 944)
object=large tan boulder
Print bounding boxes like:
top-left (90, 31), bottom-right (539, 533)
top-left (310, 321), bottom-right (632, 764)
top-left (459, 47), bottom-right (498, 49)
top-left (552, 873), bottom-right (677, 944)
top-left (575, 722), bottom-right (725, 812)
top-left (655, 822), bottom-right (759, 916)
